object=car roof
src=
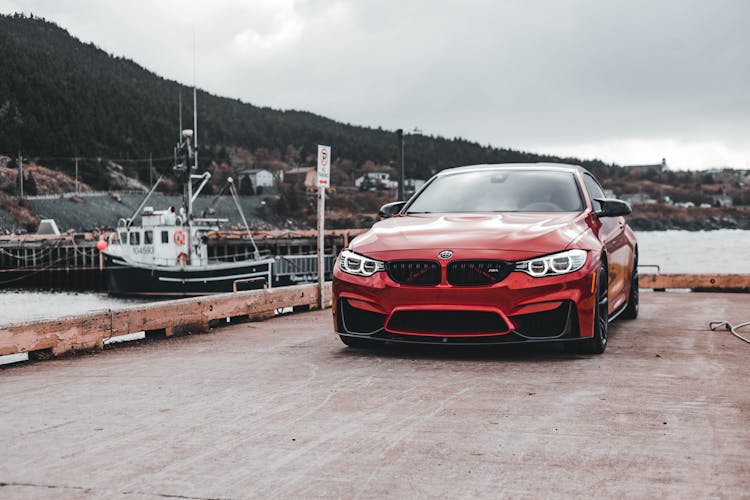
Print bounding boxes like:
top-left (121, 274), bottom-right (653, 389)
top-left (437, 162), bottom-right (591, 177)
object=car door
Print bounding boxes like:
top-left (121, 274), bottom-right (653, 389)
top-left (581, 173), bottom-right (631, 313)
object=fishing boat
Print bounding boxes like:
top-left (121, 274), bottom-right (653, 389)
top-left (101, 91), bottom-right (323, 296)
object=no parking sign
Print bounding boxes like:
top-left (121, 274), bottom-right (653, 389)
top-left (317, 145), bottom-right (331, 188)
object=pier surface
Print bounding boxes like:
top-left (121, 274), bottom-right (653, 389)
top-left (1, 292), bottom-right (749, 498)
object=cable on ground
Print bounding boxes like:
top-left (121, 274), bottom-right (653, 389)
top-left (709, 321), bottom-right (750, 344)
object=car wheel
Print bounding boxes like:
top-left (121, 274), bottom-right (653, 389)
top-left (581, 263), bottom-right (609, 354)
top-left (621, 254), bottom-right (639, 320)
top-left (339, 335), bottom-right (374, 348)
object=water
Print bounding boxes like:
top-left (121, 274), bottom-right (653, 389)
top-left (0, 290), bottom-right (149, 326)
top-left (635, 229), bottom-right (750, 274)
top-left (1, 230), bottom-right (748, 328)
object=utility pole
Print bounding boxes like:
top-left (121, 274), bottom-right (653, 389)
top-left (396, 129), bottom-right (404, 201)
top-left (17, 152), bottom-right (23, 202)
top-left (75, 157), bottom-right (79, 194)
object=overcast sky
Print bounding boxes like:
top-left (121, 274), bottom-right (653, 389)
top-left (2, 0), bottom-right (749, 170)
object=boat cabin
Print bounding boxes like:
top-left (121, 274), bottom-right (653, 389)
top-left (107, 206), bottom-right (221, 267)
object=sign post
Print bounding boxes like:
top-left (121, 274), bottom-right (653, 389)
top-left (317, 145), bottom-right (331, 309)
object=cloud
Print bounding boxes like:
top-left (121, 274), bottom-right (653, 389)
top-left (1, 0), bottom-right (748, 169)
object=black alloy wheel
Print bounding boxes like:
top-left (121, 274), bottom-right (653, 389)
top-left (621, 253), bottom-right (639, 320)
top-left (581, 262), bottom-right (609, 354)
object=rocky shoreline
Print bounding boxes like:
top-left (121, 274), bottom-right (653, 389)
top-left (629, 216), bottom-right (750, 231)
top-left (1, 194), bottom-right (749, 233)
top-left (627, 205), bottom-right (750, 231)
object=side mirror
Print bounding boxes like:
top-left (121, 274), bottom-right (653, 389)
top-left (594, 198), bottom-right (632, 218)
top-left (378, 201), bottom-right (407, 219)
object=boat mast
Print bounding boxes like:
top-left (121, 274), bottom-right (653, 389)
top-left (178, 91), bottom-right (183, 143)
top-left (184, 127), bottom-right (194, 265)
top-left (188, 86), bottom-right (197, 222)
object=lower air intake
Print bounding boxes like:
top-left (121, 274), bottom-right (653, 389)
top-left (387, 310), bottom-right (509, 335)
top-left (340, 299), bottom-right (387, 334)
top-left (510, 302), bottom-right (576, 339)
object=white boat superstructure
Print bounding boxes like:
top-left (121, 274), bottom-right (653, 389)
top-left (107, 207), bottom-right (225, 268)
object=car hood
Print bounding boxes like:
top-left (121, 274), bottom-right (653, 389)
top-left (349, 212), bottom-right (590, 261)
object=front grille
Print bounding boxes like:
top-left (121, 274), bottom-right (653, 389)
top-left (387, 310), bottom-right (509, 335)
top-left (386, 260), bottom-right (441, 286)
top-left (447, 260), bottom-right (512, 286)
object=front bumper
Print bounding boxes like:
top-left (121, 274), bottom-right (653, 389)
top-left (332, 253), bottom-right (599, 345)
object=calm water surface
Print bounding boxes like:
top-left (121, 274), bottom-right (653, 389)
top-left (1, 230), bottom-right (748, 326)
top-left (635, 229), bottom-right (750, 274)
top-left (1, 290), bottom-right (150, 326)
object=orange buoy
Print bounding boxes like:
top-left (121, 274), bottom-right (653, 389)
top-left (177, 252), bottom-right (189, 266)
top-left (97, 239), bottom-right (108, 252)
top-left (173, 229), bottom-right (186, 246)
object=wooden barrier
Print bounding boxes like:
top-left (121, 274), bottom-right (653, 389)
top-left (639, 274), bottom-right (750, 291)
top-left (2, 275), bottom-right (747, 361)
top-left (0, 283), bottom-right (332, 358)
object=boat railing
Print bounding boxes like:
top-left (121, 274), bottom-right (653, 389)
top-left (273, 254), bottom-right (335, 277)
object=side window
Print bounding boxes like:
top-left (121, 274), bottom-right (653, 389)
top-left (129, 232), bottom-right (140, 245)
top-left (161, 231), bottom-right (169, 244)
top-left (144, 230), bottom-right (153, 245)
top-left (119, 232), bottom-right (128, 245)
top-left (582, 174), bottom-right (605, 211)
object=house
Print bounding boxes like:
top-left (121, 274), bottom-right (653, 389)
top-left (623, 158), bottom-right (668, 174)
top-left (355, 172), bottom-right (398, 191)
top-left (711, 193), bottom-right (733, 208)
top-left (238, 169), bottom-right (274, 195)
top-left (620, 193), bottom-right (657, 205)
top-left (285, 167), bottom-right (320, 192)
top-left (675, 201), bottom-right (695, 208)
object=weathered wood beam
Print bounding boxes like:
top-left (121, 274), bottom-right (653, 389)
top-left (639, 274), bottom-right (750, 290)
top-left (0, 283), bottom-right (332, 358)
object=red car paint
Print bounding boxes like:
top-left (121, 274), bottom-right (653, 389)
top-left (332, 163), bottom-right (637, 352)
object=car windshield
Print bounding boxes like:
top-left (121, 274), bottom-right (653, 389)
top-left (405, 169), bottom-right (584, 213)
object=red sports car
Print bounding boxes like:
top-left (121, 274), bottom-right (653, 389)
top-left (332, 163), bottom-right (638, 354)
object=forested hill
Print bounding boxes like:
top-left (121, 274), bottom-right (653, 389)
top-left (0, 13), bottom-right (615, 188)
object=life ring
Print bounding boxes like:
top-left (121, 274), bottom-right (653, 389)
top-left (173, 229), bottom-right (186, 246)
top-left (177, 252), bottom-right (189, 266)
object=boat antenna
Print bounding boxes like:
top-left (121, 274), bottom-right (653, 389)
top-left (192, 23), bottom-right (198, 161)
top-left (193, 86), bottom-right (198, 164)
top-left (178, 90), bottom-right (183, 143)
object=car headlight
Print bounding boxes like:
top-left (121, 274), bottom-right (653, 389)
top-left (515, 249), bottom-right (588, 277)
top-left (338, 250), bottom-right (385, 277)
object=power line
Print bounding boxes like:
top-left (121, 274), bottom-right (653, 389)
top-left (33, 155), bottom-right (174, 163)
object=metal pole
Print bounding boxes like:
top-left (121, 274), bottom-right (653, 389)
top-left (317, 186), bottom-right (325, 309)
top-left (149, 152), bottom-right (153, 188)
top-left (185, 137), bottom-right (193, 264)
top-left (75, 157), bottom-right (79, 193)
top-left (17, 152), bottom-right (23, 201)
top-left (396, 129), bottom-right (404, 201)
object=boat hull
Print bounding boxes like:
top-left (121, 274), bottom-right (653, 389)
top-left (104, 253), bottom-right (276, 296)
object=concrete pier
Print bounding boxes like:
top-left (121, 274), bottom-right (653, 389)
top-left (0, 291), bottom-right (748, 498)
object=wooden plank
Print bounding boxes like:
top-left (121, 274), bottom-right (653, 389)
top-left (0, 283), bottom-right (332, 357)
top-left (639, 274), bottom-right (750, 290)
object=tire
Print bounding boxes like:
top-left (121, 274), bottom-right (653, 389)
top-left (580, 262), bottom-right (609, 354)
top-left (621, 254), bottom-right (639, 320)
top-left (339, 335), bottom-right (374, 348)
